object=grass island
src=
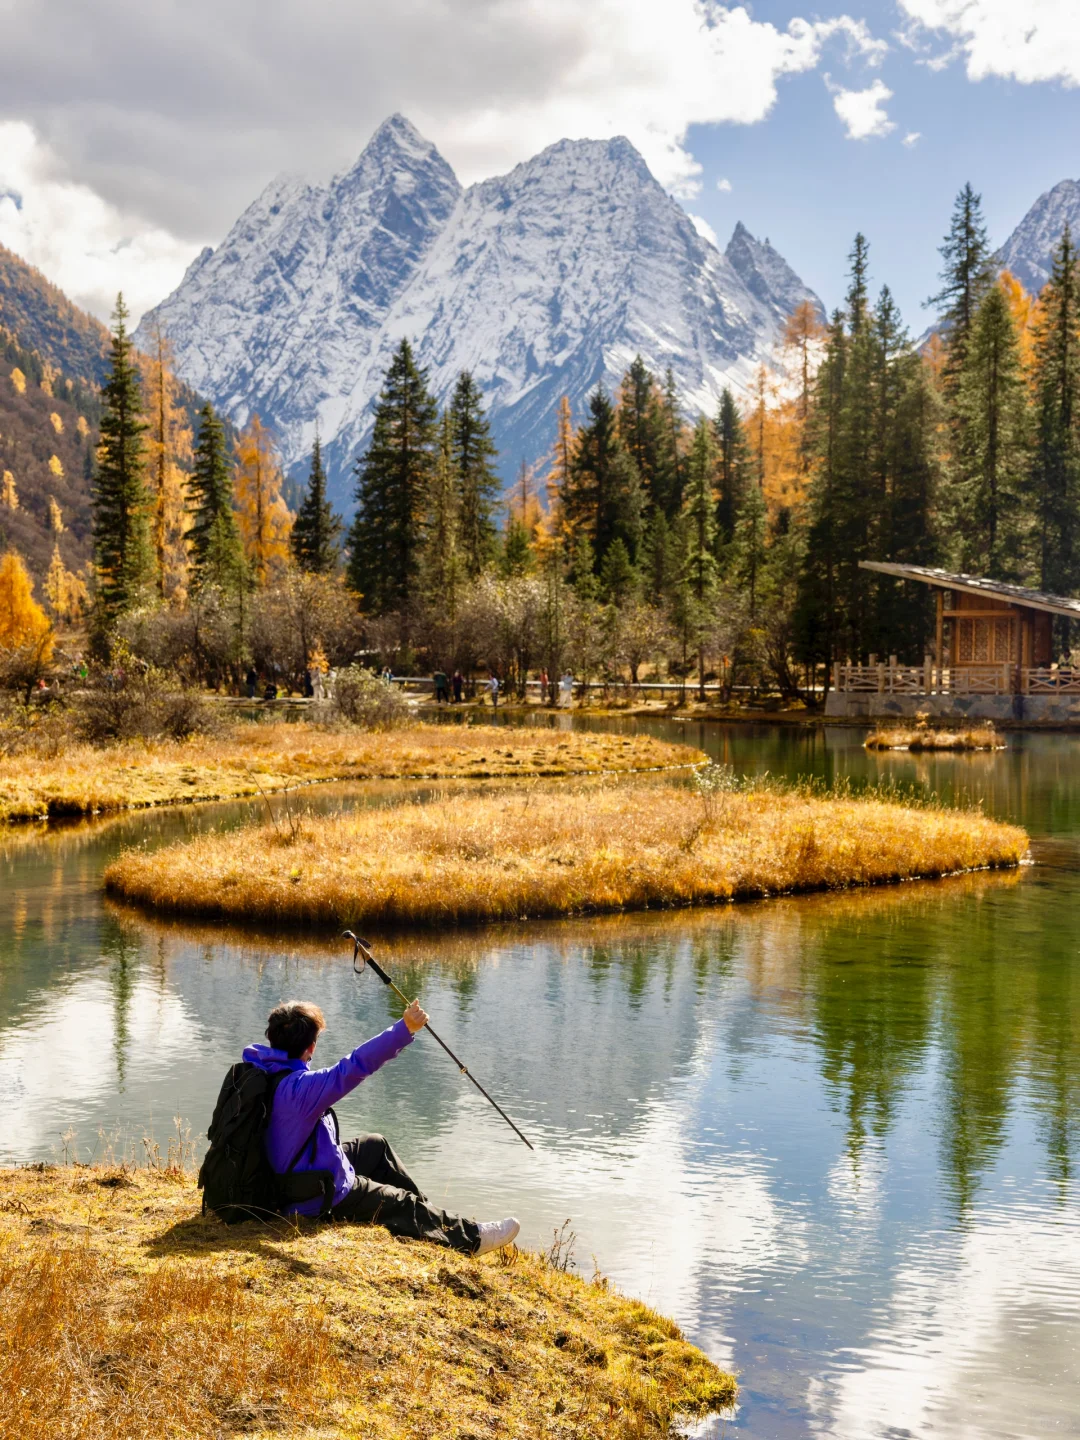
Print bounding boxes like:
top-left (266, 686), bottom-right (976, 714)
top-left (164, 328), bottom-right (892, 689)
top-left (864, 721), bottom-right (1005, 752)
top-left (105, 778), bottom-right (1028, 929)
top-left (0, 722), bottom-right (702, 824)
top-left (0, 1164), bottom-right (735, 1439)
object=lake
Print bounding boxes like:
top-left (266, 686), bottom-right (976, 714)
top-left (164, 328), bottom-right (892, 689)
top-left (1, 719), bottom-right (1077, 1438)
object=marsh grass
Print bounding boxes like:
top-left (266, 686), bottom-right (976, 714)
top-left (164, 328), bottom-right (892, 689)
top-left (0, 722), bottom-right (701, 823)
top-left (104, 775), bottom-right (1028, 929)
top-left (0, 1165), bottom-right (735, 1439)
top-left (864, 720), bottom-right (1005, 752)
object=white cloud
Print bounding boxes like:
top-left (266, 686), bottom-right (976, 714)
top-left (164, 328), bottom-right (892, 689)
top-left (0, 121), bottom-right (199, 323)
top-left (716, 176), bottom-right (734, 192)
top-left (829, 78), bottom-right (897, 139)
top-left (898, 0), bottom-right (1080, 85)
top-left (903, 129), bottom-right (922, 145)
top-left (0, 0), bottom-right (886, 314)
top-left (688, 212), bottom-right (721, 248)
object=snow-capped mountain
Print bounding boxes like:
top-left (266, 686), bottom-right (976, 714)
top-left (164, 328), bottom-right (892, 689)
top-left (996, 179), bottom-right (1080, 295)
top-left (136, 115), bottom-right (822, 509)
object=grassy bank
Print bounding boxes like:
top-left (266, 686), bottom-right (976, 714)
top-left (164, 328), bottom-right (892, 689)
top-left (0, 723), bottom-right (702, 823)
top-left (865, 722), bottom-right (1005, 752)
top-left (105, 777), bottom-right (1028, 928)
top-left (0, 1166), bottom-right (734, 1440)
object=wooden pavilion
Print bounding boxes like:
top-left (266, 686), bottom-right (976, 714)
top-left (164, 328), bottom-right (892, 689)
top-left (827, 562), bottom-right (1080, 720)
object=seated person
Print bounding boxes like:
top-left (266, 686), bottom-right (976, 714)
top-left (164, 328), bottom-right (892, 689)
top-left (244, 1000), bottom-right (519, 1256)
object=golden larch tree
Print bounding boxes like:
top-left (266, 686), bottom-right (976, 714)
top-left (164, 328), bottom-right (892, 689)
top-left (234, 413), bottom-right (292, 584)
top-left (783, 300), bottom-right (826, 478)
top-left (44, 543), bottom-right (89, 624)
top-left (1, 472), bottom-right (16, 511)
top-left (535, 395), bottom-right (576, 561)
top-left (10, 368), bottom-right (26, 396)
top-left (0, 551), bottom-right (54, 660)
top-left (999, 269), bottom-right (1039, 377)
top-left (48, 497), bottom-right (64, 533)
top-left (141, 320), bottom-right (194, 602)
top-left (745, 365), bottom-right (802, 519)
top-left (48, 455), bottom-right (63, 479)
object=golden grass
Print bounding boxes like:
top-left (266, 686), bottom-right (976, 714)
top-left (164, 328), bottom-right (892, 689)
top-left (865, 722), bottom-right (1005, 752)
top-left (0, 722), bottom-right (702, 823)
top-left (0, 1165), bottom-right (734, 1439)
top-left (105, 778), bottom-right (1029, 929)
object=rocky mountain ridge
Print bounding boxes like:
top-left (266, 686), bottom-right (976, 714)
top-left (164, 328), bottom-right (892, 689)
top-left (136, 115), bottom-right (822, 509)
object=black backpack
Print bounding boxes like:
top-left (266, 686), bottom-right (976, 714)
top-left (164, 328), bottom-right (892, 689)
top-left (198, 1062), bottom-right (336, 1224)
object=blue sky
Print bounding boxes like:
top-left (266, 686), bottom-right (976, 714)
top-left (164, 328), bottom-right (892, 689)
top-left (0, 0), bottom-right (1078, 326)
top-left (684, 1), bottom-right (1080, 326)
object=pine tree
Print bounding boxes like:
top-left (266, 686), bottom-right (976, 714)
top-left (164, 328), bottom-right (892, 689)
top-left (92, 295), bottom-right (152, 627)
top-left (599, 537), bottom-right (637, 604)
top-left (655, 369), bottom-right (685, 519)
top-left (951, 281), bottom-right (1028, 577)
top-left (927, 183), bottom-right (993, 388)
top-left (846, 233), bottom-right (871, 338)
top-left (729, 470), bottom-right (768, 623)
top-left (449, 371), bottom-right (500, 580)
top-left (291, 436), bottom-right (343, 574)
top-left (141, 319), bottom-right (193, 602)
top-left (617, 356), bottom-right (670, 515)
top-left (418, 412), bottom-right (464, 609)
top-left (1028, 225), bottom-right (1080, 598)
top-left (349, 340), bottom-right (438, 613)
top-left (714, 388), bottom-right (750, 543)
top-left (679, 418), bottom-right (719, 699)
top-left (566, 389), bottom-right (644, 572)
top-left (188, 404), bottom-right (243, 592)
top-left (234, 414), bottom-right (292, 584)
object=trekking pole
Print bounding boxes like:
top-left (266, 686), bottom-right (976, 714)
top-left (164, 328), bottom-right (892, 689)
top-left (342, 931), bottom-right (534, 1151)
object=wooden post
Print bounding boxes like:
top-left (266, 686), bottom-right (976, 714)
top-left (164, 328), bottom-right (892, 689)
top-left (923, 654), bottom-right (932, 694)
top-left (935, 590), bottom-right (944, 668)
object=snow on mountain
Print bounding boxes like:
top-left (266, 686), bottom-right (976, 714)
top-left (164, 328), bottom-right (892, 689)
top-left (996, 179), bottom-right (1080, 296)
top-left (136, 117), bottom-right (822, 510)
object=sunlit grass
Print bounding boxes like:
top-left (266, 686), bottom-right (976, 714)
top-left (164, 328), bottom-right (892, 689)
top-left (105, 775), bottom-right (1028, 928)
top-left (0, 1165), bottom-right (735, 1439)
top-left (0, 722), bottom-right (701, 823)
top-left (865, 722), bottom-right (1005, 752)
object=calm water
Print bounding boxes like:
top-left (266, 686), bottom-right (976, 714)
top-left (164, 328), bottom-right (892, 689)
top-left (2, 722), bottom-right (1078, 1438)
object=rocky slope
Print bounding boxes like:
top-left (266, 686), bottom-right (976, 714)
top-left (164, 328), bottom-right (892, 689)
top-left (996, 178), bottom-right (1080, 295)
top-left (137, 116), bottom-right (822, 509)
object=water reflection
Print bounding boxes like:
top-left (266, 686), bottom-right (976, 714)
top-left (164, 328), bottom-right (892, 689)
top-left (0, 730), bottom-right (1078, 1437)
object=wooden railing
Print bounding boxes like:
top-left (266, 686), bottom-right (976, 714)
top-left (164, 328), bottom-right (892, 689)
top-left (833, 661), bottom-right (1080, 696)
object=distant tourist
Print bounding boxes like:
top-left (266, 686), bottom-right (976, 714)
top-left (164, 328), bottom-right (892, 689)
top-left (452, 670), bottom-right (464, 703)
top-left (245, 666), bottom-right (258, 700)
top-left (433, 669), bottom-right (449, 704)
top-left (381, 666), bottom-right (393, 685)
top-left (560, 672), bottom-right (574, 707)
top-left (488, 672), bottom-right (500, 709)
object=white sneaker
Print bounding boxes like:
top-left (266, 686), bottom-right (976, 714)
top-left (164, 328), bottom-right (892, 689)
top-left (475, 1216), bottom-right (520, 1256)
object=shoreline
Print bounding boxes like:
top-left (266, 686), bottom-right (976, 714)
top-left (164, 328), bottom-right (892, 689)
top-left (0, 1164), bottom-right (736, 1438)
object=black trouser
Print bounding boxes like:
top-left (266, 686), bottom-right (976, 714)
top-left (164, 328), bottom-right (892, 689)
top-left (331, 1134), bottom-right (480, 1255)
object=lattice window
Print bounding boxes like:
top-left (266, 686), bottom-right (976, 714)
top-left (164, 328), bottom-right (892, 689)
top-left (974, 620), bottom-right (990, 661)
top-left (958, 621), bottom-right (973, 662)
top-left (993, 619), bottom-right (1013, 661)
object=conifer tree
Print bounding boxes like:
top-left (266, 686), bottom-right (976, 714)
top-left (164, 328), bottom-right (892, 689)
top-left (617, 356), bottom-right (669, 514)
top-left (729, 470), bottom-right (768, 623)
top-left (599, 537), bottom-right (637, 604)
top-left (783, 300), bottom-right (825, 477)
top-left (92, 295), bottom-right (152, 627)
top-left (951, 281), bottom-right (1028, 577)
top-left (679, 418), bottom-right (719, 699)
top-left (1028, 225), bottom-right (1080, 599)
top-left (567, 389), bottom-right (644, 572)
top-left (141, 319), bottom-right (193, 602)
top-left (655, 369), bottom-right (685, 519)
top-left (234, 414), bottom-right (292, 585)
top-left (449, 370), bottom-right (500, 580)
top-left (539, 396), bottom-right (576, 561)
top-left (188, 404), bottom-right (243, 592)
top-left (714, 388), bottom-right (751, 544)
top-left (291, 436), bottom-right (343, 574)
top-left (419, 413), bottom-right (464, 610)
top-left (348, 340), bottom-right (438, 613)
top-left (928, 183), bottom-right (993, 387)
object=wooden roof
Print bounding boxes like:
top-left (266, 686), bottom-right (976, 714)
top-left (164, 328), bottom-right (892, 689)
top-left (858, 561), bottom-right (1080, 620)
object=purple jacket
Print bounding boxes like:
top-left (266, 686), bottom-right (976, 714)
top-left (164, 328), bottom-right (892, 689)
top-left (243, 1019), bottom-right (413, 1216)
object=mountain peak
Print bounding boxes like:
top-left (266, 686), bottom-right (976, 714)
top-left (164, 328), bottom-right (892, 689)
top-left (997, 178), bottom-right (1080, 296)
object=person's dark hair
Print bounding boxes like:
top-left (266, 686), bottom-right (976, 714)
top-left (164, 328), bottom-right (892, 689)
top-left (266, 1001), bottom-right (326, 1059)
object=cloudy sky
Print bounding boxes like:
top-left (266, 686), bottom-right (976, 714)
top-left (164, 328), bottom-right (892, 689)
top-left (1, 0), bottom-right (1078, 328)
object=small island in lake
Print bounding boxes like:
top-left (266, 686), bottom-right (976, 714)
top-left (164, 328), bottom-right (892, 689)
top-left (864, 718), bottom-right (1005, 752)
top-left (105, 776), bottom-right (1028, 929)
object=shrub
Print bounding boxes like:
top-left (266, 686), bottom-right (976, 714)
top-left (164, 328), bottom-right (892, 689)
top-left (328, 665), bottom-right (411, 730)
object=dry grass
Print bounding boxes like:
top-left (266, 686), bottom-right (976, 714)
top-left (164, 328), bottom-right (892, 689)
top-left (0, 1165), bottom-right (735, 1439)
top-left (0, 722), bottom-right (702, 823)
top-left (104, 776), bottom-right (1028, 929)
top-left (865, 722), bottom-right (1005, 752)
